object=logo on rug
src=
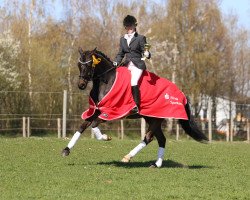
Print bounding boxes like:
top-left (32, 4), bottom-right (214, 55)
top-left (165, 93), bottom-right (182, 105)
top-left (164, 93), bottom-right (170, 99)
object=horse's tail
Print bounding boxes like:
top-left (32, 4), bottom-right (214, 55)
top-left (179, 98), bottom-right (209, 143)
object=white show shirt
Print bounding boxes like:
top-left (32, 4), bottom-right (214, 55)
top-left (124, 32), bottom-right (135, 46)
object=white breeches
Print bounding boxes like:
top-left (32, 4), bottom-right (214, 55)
top-left (128, 61), bottom-right (143, 86)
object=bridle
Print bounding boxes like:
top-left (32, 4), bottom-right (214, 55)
top-left (78, 54), bottom-right (116, 82)
top-left (78, 58), bottom-right (94, 81)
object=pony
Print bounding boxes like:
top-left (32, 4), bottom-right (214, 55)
top-left (61, 48), bottom-right (208, 168)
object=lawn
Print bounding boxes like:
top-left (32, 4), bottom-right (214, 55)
top-left (0, 137), bottom-right (249, 200)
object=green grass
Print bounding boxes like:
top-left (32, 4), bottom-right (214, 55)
top-left (0, 137), bottom-right (249, 200)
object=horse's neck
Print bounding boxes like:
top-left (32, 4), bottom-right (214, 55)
top-left (98, 69), bottom-right (116, 101)
top-left (92, 61), bottom-right (116, 103)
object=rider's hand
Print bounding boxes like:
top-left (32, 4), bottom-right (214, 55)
top-left (113, 61), bottom-right (118, 67)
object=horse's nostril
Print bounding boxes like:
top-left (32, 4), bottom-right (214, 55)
top-left (78, 80), bottom-right (87, 90)
top-left (78, 84), bottom-right (85, 90)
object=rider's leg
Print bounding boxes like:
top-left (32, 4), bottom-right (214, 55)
top-left (131, 86), bottom-right (140, 109)
top-left (128, 63), bottom-right (143, 109)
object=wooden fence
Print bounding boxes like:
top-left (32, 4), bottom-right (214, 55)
top-left (0, 90), bottom-right (249, 142)
top-left (1, 116), bottom-right (249, 142)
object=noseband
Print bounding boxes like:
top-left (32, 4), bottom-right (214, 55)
top-left (78, 58), bottom-right (92, 65)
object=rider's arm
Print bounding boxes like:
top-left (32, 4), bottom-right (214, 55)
top-left (114, 37), bottom-right (125, 65)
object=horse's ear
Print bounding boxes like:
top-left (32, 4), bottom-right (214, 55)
top-left (92, 47), bottom-right (97, 53)
top-left (78, 47), bottom-right (84, 56)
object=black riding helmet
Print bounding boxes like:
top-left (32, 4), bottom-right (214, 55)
top-left (123, 15), bottom-right (137, 27)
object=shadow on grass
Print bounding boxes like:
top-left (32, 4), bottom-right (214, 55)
top-left (97, 159), bottom-right (213, 169)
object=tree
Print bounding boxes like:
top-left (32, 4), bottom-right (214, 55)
top-left (0, 30), bottom-right (21, 90)
top-left (151, 0), bottom-right (232, 118)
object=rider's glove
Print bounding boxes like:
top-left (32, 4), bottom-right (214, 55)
top-left (113, 61), bottom-right (118, 67)
top-left (143, 51), bottom-right (150, 58)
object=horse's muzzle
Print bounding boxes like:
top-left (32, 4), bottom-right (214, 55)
top-left (78, 79), bottom-right (88, 90)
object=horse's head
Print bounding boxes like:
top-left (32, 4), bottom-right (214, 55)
top-left (77, 47), bottom-right (114, 90)
top-left (77, 47), bottom-right (100, 90)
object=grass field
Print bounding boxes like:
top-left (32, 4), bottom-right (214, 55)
top-left (0, 137), bottom-right (249, 200)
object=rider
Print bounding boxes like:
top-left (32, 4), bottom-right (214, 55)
top-left (113, 15), bottom-right (151, 112)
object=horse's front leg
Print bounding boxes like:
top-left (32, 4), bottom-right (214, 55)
top-left (91, 118), bottom-right (111, 141)
top-left (121, 131), bottom-right (154, 162)
top-left (61, 121), bottom-right (92, 156)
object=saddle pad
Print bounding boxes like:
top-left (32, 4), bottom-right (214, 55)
top-left (82, 67), bottom-right (188, 121)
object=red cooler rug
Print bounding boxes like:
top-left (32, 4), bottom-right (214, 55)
top-left (82, 67), bottom-right (188, 121)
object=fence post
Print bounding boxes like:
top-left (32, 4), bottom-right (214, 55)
top-left (208, 98), bottom-right (212, 142)
top-left (57, 118), bottom-right (61, 138)
top-left (91, 128), bottom-right (94, 139)
top-left (247, 120), bottom-right (249, 142)
top-left (62, 90), bottom-right (67, 138)
top-left (120, 120), bottom-right (124, 139)
top-left (27, 117), bottom-right (30, 137)
top-left (226, 122), bottom-right (230, 142)
top-left (22, 117), bottom-right (26, 137)
top-left (230, 116), bottom-right (234, 142)
top-left (176, 122), bottom-right (179, 141)
top-left (141, 118), bottom-right (146, 140)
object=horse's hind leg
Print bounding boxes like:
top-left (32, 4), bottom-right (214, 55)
top-left (121, 117), bottom-right (156, 162)
top-left (121, 130), bottom-right (154, 162)
top-left (150, 125), bottom-right (166, 168)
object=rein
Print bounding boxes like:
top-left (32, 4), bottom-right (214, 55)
top-left (93, 53), bottom-right (116, 79)
top-left (94, 66), bottom-right (116, 79)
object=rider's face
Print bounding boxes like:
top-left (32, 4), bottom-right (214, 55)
top-left (125, 25), bottom-right (136, 34)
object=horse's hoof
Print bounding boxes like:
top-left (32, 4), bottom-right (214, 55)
top-left (102, 134), bottom-right (112, 141)
top-left (121, 155), bottom-right (131, 163)
top-left (149, 163), bottom-right (158, 168)
top-left (106, 136), bottom-right (112, 141)
top-left (62, 147), bottom-right (70, 157)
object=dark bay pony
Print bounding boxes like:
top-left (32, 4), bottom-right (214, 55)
top-left (62, 48), bottom-right (208, 168)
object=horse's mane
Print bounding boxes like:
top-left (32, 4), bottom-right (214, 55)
top-left (95, 50), bottom-right (113, 64)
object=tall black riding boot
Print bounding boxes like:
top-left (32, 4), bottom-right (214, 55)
top-left (131, 85), bottom-right (140, 112)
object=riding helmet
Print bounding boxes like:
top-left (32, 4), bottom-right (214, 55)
top-left (123, 15), bottom-right (137, 27)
